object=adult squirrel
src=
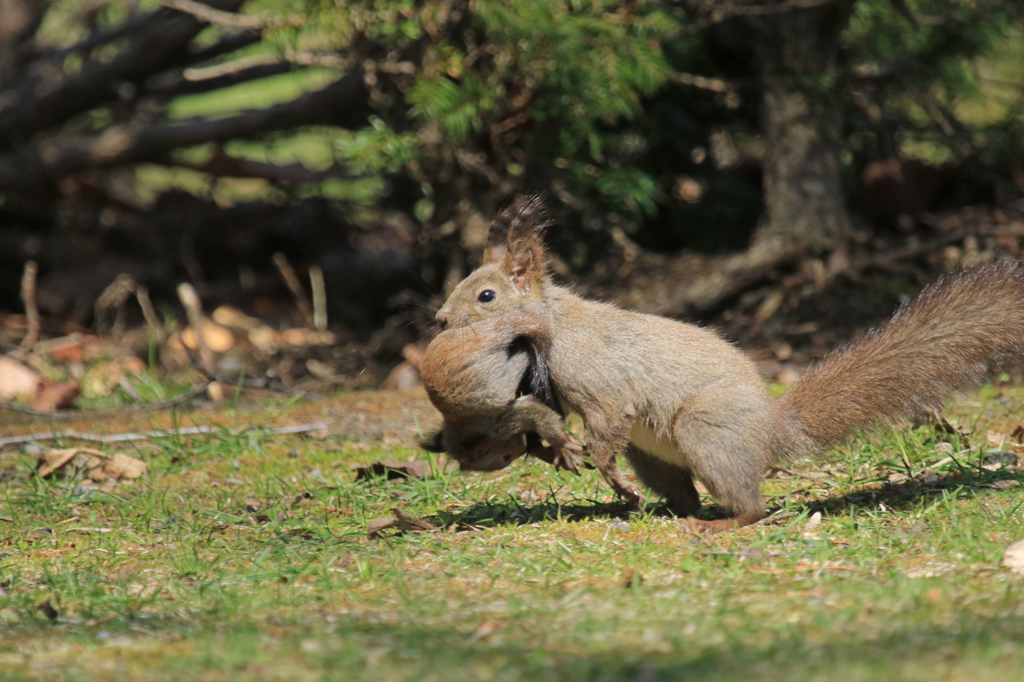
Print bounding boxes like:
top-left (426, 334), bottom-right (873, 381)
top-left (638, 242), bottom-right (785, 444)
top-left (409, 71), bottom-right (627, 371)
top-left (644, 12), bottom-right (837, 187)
top-left (420, 310), bottom-right (587, 473)
top-left (436, 195), bottom-right (1024, 531)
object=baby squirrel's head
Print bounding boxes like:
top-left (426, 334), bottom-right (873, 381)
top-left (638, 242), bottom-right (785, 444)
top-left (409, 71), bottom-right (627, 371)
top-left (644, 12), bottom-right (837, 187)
top-left (436, 195), bottom-right (551, 330)
top-left (421, 424), bottom-right (529, 472)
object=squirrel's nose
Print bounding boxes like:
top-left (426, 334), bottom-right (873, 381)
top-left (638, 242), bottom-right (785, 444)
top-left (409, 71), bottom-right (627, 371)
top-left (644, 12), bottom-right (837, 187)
top-left (436, 310), bottom-right (449, 330)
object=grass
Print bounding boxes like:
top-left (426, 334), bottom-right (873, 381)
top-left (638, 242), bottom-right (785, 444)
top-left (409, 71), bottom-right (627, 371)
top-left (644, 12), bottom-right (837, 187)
top-left (1, 385), bottom-right (1024, 681)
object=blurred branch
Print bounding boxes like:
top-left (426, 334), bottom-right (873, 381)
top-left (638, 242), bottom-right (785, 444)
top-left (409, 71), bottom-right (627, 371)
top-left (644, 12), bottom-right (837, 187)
top-left (273, 253), bottom-right (316, 328)
top-left (885, 0), bottom-right (951, 27)
top-left (673, 72), bottom-right (736, 93)
top-left (146, 54), bottom-right (296, 96)
top-left (18, 260), bottom-right (39, 355)
top-left (157, 0), bottom-right (299, 30)
top-left (10, 11), bottom-right (164, 72)
top-left (669, 0), bottom-right (843, 33)
top-left (671, 0), bottom-right (840, 19)
top-left (0, 72), bottom-right (369, 188)
top-left (286, 51), bottom-right (349, 68)
top-left (184, 147), bottom-right (358, 184)
top-left (180, 28), bottom-right (263, 65)
top-left (710, 0), bottom-right (840, 17)
top-left (0, 0), bottom-right (246, 147)
top-left (148, 50), bottom-right (349, 97)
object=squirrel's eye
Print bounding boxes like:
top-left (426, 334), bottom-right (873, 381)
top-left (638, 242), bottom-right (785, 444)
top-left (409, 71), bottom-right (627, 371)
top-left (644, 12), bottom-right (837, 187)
top-left (478, 289), bottom-right (496, 303)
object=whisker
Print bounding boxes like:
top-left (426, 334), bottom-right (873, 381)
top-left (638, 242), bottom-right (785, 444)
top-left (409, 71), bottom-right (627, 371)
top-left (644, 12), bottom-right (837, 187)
top-left (402, 266), bottom-right (435, 296)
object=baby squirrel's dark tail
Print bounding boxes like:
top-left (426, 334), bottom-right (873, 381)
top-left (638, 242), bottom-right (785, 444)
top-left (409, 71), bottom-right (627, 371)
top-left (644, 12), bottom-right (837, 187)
top-left (776, 259), bottom-right (1024, 459)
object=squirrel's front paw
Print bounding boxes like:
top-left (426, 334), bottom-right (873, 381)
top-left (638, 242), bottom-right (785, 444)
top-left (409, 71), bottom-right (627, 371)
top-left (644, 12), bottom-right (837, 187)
top-left (553, 436), bottom-right (594, 474)
top-left (563, 434), bottom-right (585, 452)
top-left (552, 447), bottom-right (584, 475)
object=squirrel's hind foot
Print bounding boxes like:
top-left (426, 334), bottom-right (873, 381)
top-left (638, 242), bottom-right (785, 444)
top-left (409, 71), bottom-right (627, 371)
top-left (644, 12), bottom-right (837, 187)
top-left (684, 512), bottom-right (764, 534)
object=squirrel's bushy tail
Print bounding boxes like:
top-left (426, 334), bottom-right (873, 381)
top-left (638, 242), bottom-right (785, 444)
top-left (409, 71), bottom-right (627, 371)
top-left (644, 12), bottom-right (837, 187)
top-left (777, 259), bottom-right (1024, 458)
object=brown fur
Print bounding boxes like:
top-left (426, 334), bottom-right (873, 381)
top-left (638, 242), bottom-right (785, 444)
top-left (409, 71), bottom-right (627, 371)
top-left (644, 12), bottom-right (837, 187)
top-left (437, 195), bottom-right (1024, 530)
top-left (420, 310), bottom-right (583, 472)
top-left (780, 261), bottom-right (1024, 451)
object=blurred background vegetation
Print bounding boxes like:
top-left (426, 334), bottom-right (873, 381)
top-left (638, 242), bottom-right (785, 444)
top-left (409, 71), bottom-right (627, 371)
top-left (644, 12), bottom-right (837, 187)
top-left (0, 0), bottom-right (1022, 354)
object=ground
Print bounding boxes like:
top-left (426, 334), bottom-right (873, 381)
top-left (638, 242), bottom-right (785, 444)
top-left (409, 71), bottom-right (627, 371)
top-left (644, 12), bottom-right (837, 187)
top-left (1, 384), bottom-right (1024, 681)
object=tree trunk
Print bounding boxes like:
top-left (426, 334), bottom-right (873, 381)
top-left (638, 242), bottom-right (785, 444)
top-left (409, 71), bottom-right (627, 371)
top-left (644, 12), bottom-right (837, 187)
top-left (749, 0), bottom-right (856, 255)
top-left (653, 1), bottom-right (857, 316)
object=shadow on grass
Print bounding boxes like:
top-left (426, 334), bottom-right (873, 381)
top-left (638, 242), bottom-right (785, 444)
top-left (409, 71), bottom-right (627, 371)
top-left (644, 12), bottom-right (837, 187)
top-left (433, 498), bottom-right (638, 529)
top-left (429, 463), bottom-right (1023, 532)
top-left (431, 497), bottom-right (742, 530)
top-left (802, 465), bottom-right (1024, 521)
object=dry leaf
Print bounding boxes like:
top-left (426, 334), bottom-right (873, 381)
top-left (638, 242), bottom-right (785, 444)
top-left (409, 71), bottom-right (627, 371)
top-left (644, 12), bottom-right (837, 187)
top-left (37, 448), bottom-right (146, 481)
top-left (392, 508), bottom-right (435, 531)
top-left (932, 415), bottom-right (972, 437)
top-left (754, 290), bottom-right (785, 323)
top-left (280, 328), bottom-right (337, 347)
top-left (94, 453), bottom-right (147, 480)
top-left (212, 305), bottom-right (262, 331)
top-left (37, 448), bottom-right (88, 478)
top-left (248, 326), bottom-right (279, 353)
top-left (518, 490), bottom-right (541, 505)
top-left (467, 621), bottom-right (504, 643)
top-left (32, 380), bottom-right (80, 411)
top-left (182, 319), bottom-right (235, 353)
top-left (282, 328), bottom-right (311, 346)
top-left (990, 480), bottom-right (1021, 491)
top-left (306, 359), bottom-right (335, 379)
top-left (987, 430), bottom-right (1011, 449)
top-left (45, 337), bottom-right (85, 363)
top-left (0, 357), bottom-right (39, 400)
top-left (206, 381), bottom-right (225, 402)
top-left (366, 508), bottom-right (436, 539)
top-left (366, 517), bottom-right (397, 538)
top-left (353, 460), bottom-right (435, 481)
top-left (1003, 540), bottom-right (1024, 576)
top-left (802, 511), bottom-right (823, 540)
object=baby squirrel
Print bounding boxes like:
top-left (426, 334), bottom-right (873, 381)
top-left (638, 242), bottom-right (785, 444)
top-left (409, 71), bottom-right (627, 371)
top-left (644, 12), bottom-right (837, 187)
top-left (436, 195), bottom-right (1024, 531)
top-left (419, 310), bottom-right (585, 473)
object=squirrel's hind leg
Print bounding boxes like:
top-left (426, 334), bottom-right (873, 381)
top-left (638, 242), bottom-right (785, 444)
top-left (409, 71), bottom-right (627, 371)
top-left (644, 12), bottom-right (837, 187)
top-left (672, 406), bottom-right (770, 532)
top-left (623, 445), bottom-right (701, 517)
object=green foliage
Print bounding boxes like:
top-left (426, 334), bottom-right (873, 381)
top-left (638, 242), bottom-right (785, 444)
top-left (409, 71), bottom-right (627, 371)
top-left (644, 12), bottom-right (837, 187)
top-left (152, 0), bottom-right (1024, 255)
top-left (277, 0), bottom-right (676, 223)
top-left (844, 0), bottom-right (1024, 165)
top-left (32, 0), bottom-right (1021, 260)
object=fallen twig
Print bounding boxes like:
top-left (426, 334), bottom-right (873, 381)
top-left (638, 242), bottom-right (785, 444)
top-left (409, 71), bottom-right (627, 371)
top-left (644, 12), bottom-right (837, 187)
top-left (177, 283), bottom-right (215, 374)
top-left (19, 261), bottom-right (40, 354)
top-left (0, 381), bottom-right (211, 421)
top-left (135, 285), bottom-right (165, 344)
top-left (273, 253), bottom-right (315, 328)
top-left (310, 264), bottom-right (327, 332)
top-left (0, 421), bottom-right (328, 448)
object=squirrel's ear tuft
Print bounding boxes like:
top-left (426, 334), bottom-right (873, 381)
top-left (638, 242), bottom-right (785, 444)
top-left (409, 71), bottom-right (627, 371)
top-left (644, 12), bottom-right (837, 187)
top-left (501, 194), bottom-right (550, 290)
top-left (482, 201), bottom-right (517, 264)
